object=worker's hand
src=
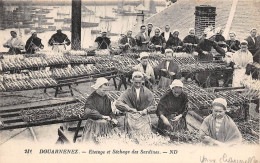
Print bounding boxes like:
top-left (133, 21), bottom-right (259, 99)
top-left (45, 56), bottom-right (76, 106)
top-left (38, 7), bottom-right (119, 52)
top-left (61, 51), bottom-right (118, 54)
top-left (142, 73), bottom-right (150, 80)
top-left (113, 108), bottom-right (121, 115)
top-left (161, 69), bottom-right (167, 72)
top-left (162, 117), bottom-right (173, 130)
top-left (128, 108), bottom-right (137, 113)
top-left (138, 109), bottom-right (148, 116)
top-left (111, 119), bottom-right (118, 126)
top-left (202, 51), bottom-right (209, 55)
top-left (3, 44), bottom-right (10, 48)
top-left (171, 114), bottom-right (182, 122)
top-left (169, 72), bottom-right (176, 76)
top-left (192, 52), bottom-right (198, 56)
top-left (102, 116), bottom-right (112, 121)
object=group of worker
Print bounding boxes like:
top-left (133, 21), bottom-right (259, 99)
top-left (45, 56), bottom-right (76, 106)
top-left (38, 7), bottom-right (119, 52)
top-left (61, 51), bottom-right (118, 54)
top-left (82, 75), bottom-right (242, 146)
top-left (2, 29), bottom-right (71, 54)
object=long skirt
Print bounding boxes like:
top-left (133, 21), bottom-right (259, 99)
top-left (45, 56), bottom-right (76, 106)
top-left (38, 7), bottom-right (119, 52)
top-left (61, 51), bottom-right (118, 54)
top-left (82, 119), bottom-right (113, 143)
top-left (124, 113), bottom-right (152, 136)
top-left (157, 114), bottom-right (187, 136)
top-left (157, 76), bottom-right (172, 89)
top-left (232, 68), bottom-right (252, 87)
top-left (52, 44), bottom-right (66, 52)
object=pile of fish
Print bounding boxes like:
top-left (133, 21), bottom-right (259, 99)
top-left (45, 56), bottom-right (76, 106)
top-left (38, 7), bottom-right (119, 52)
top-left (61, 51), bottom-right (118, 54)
top-left (51, 65), bottom-right (101, 79)
top-left (106, 83), bottom-right (248, 110)
top-left (20, 103), bottom-right (85, 123)
top-left (0, 71), bottom-right (57, 91)
top-left (179, 63), bottom-right (228, 73)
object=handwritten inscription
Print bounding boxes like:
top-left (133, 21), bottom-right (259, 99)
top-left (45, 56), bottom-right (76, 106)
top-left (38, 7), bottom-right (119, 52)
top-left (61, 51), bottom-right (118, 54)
top-left (200, 153), bottom-right (259, 163)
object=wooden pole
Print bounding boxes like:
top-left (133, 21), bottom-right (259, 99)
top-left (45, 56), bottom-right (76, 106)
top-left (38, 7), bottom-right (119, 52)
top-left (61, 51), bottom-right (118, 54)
top-left (71, 0), bottom-right (81, 50)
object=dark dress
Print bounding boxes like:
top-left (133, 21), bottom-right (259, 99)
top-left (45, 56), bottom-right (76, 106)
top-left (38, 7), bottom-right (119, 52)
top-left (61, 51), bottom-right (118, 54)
top-left (226, 40), bottom-right (240, 52)
top-left (183, 35), bottom-right (200, 53)
top-left (197, 38), bottom-right (225, 61)
top-left (95, 37), bottom-right (111, 49)
top-left (245, 36), bottom-right (258, 55)
top-left (119, 36), bottom-right (137, 51)
top-left (156, 90), bottom-right (189, 135)
top-left (150, 35), bottom-right (166, 52)
top-left (157, 60), bottom-right (181, 89)
top-left (48, 33), bottom-right (71, 46)
top-left (166, 37), bottom-right (183, 52)
top-left (82, 91), bottom-right (114, 142)
top-left (215, 34), bottom-right (225, 42)
top-left (25, 36), bottom-right (44, 54)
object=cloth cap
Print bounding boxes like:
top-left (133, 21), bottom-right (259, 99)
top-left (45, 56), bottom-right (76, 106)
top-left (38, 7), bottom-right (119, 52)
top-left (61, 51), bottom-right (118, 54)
top-left (206, 31), bottom-right (215, 39)
top-left (250, 28), bottom-right (257, 32)
top-left (212, 98), bottom-right (227, 109)
top-left (31, 30), bottom-right (37, 35)
top-left (173, 29), bottom-right (179, 33)
top-left (189, 28), bottom-right (195, 33)
top-left (229, 31), bottom-right (236, 36)
top-left (139, 52), bottom-right (149, 60)
top-left (148, 23), bottom-right (153, 26)
top-left (10, 30), bottom-right (17, 34)
top-left (241, 40), bottom-right (248, 45)
top-left (155, 27), bottom-right (161, 32)
top-left (170, 80), bottom-right (183, 89)
top-left (215, 27), bottom-right (222, 34)
top-left (165, 49), bottom-right (173, 54)
top-left (91, 77), bottom-right (109, 90)
top-left (132, 71), bottom-right (144, 79)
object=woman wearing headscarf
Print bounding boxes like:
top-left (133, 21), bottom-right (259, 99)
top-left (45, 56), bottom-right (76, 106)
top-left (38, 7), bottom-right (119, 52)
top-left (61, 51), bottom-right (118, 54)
top-left (25, 31), bottom-right (44, 54)
top-left (133, 52), bottom-right (155, 89)
top-left (82, 77), bottom-right (118, 142)
top-left (3, 31), bottom-right (25, 54)
top-left (115, 71), bottom-right (156, 136)
top-left (226, 32), bottom-right (240, 52)
top-left (183, 28), bottom-right (200, 53)
top-left (156, 80), bottom-right (189, 135)
top-left (157, 49), bottom-right (181, 89)
top-left (166, 29), bottom-right (183, 52)
top-left (197, 30), bottom-right (225, 61)
top-left (149, 27), bottom-right (166, 53)
top-left (200, 98), bottom-right (242, 146)
top-left (231, 40), bottom-right (253, 87)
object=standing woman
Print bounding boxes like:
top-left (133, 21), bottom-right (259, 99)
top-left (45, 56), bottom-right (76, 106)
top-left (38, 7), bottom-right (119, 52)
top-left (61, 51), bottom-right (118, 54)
top-left (231, 40), bottom-right (253, 87)
top-left (157, 49), bottom-right (181, 89)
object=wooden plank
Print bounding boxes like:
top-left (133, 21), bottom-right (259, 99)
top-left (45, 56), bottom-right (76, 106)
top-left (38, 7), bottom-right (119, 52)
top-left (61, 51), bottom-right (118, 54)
top-left (1, 116), bottom-right (23, 123)
top-left (0, 97), bottom-right (78, 113)
top-left (0, 111), bottom-right (21, 117)
top-left (0, 118), bottom-right (84, 130)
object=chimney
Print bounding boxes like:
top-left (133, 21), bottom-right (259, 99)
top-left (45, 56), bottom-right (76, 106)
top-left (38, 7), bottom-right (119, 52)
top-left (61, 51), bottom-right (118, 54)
top-left (194, 5), bottom-right (217, 37)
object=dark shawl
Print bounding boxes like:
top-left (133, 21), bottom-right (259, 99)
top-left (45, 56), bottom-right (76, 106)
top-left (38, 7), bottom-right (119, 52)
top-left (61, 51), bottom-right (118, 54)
top-left (84, 91), bottom-right (112, 120)
top-left (115, 86), bottom-right (155, 113)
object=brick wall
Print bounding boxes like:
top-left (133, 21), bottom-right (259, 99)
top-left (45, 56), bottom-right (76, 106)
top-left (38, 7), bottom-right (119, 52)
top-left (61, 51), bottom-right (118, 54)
top-left (195, 5), bottom-right (217, 37)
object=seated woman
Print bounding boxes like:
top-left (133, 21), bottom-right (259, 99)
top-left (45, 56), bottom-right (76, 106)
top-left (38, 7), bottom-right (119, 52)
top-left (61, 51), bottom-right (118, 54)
top-left (82, 77), bottom-right (118, 142)
top-left (231, 40), bottom-right (253, 87)
top-left (226, 32), bottom-right (240, 52)
top-left (133, 52), bottom-right (155, 89)
top-left (157, 49), bottom-right (181, 89)
top-left (166, 30), bottom-right (183, 52)
top-left (149, 28), bottom-right (166, 53)
top-left (156, 80), bottom-right (189, 136)
top-left (199, 98), bottom-right (242, 146)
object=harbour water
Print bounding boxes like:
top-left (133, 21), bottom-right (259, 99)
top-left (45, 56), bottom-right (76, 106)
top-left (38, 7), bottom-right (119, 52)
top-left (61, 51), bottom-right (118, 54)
top-left (0, 4), bottom-right (165, 52)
